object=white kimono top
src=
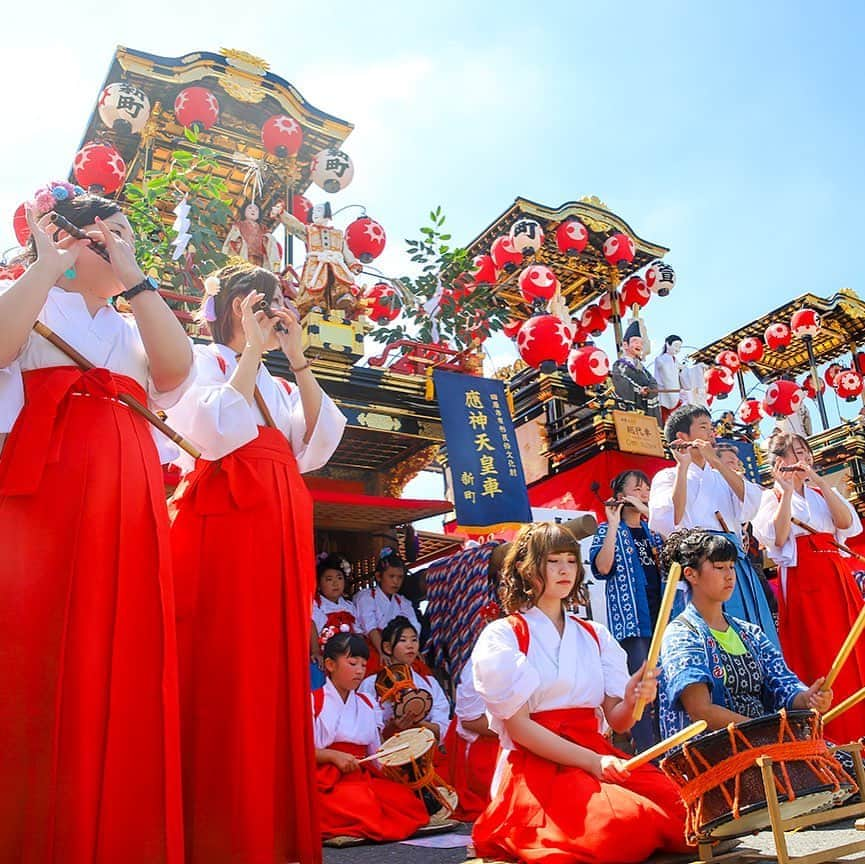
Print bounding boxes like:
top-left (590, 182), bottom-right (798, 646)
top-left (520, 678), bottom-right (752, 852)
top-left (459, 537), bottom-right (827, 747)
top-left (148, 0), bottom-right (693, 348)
top-left (0, 285), bottom-right (192, 459)
top-left (752, 484), bottom-right (862, 593)
top-left (653, 352), bottom-right (684, 411)
top-left (353, 587), bottom-right (421, 637)
top-left (648, 460), bottom-right (763, 539)
top-left (166, 342), bottom-right (345, 473)
top-left (455, 657), bottom-right (486, 744)
top-left (312, 678), bottom-right (383, 756)
top-left (359, 666), bottom-right (451, 735)
top-left (312, 595), bottom-right (361, 635)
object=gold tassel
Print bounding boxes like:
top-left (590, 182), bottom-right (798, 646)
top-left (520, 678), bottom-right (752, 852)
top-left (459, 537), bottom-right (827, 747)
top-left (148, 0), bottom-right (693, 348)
top-left (424, 367), bottom-right (434, 401)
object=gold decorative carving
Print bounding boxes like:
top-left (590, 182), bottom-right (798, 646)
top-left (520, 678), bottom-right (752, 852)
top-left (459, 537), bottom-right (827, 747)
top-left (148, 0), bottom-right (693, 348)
top-left (220, 48), bottom-right (270, 74)
top-left (357, 412), bottom-right (402, 432)
top-left (221, 73), bottom-right (267, 104)
top-left (579, 195), bottom-right (609, 210)
top-left (383, 445), bottom-right (440, 497)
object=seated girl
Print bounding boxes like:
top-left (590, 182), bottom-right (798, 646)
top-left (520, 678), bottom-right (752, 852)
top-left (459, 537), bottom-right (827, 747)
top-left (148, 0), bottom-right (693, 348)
top-left (471, 522), bottom-right (691, 864)
top-left (658, 529), bottom-right (832, 739)
top-left (312, 630), bottom-right (429, 841)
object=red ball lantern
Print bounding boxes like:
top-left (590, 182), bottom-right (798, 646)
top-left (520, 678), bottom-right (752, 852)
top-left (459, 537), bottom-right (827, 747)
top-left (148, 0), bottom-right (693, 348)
top-left (738, 399), bottom-right (764, 425)
top-left (73, 142), bottom-right (126, 194)
top-left (834, 369), bottom-right (864, 402)
top-left (490, 235), bottom-right (522, 273)
top-left (762, 380), bottom-right (804, 418)
top-left (644, 261), bottom-right (660, 294)
top-left (764, 322), bottom-right (791, 352)
top-left (345, 216), bottom-right (386, 263)
top-left (12, 203), bottom-right (30, 245)
top-left (824, 363), bottom-right (843, 388)
top-left (291, 194), bottom-right (312, 224)
top-left (737, 336), bottom-right (764, 365)
top-left (855, 354), bottom-right (865, 377)
top-left (705, 366), bottom-right (735, 399)
top-left (716, 350), bottom-right (741, 372)
top-left (619, 275), bottom-right (650, 309)
top-left (802, 374), bottom-right (825, 400)
top-left (174, 86), bottom-right (220, 130)
top-left (502, 317), bottom-right (524, 339)
top-left (571, 325), bottom-right (589, 345)
top-left (567, 345), bottom-right (611, 387)
top-left (362, 282), bottom-right (400, 323)
top-left (791, 308), bottom-right (821, 339)
top-left (471, 254), bottom-right (496, 286)
top-left (580, 304), bottom-right (608, 337)
top-left (602, 232), bottom-right (635, 266)
top-left (518, 264), bottom-right (559, 303)
top-left (555, 219), bottom-right (588, 256)
top-left (597, 292), bottom-right (614, 320)
top-left (509, 218), bottom-right (544, 256)
top-left (261, 114), bottom-right (304, 158)
top-left (516, 314), bottom-right (573, 369)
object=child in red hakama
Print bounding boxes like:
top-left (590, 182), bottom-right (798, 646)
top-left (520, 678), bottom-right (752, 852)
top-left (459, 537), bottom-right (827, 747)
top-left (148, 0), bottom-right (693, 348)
top-left (168, 263), bottom-right (346, 864)
top-left (471, 522), bottom-right (691, 864)
top-left (313, 630), bottom-right (429, 840)
top-left (0, 191), bottom-right (192, 863)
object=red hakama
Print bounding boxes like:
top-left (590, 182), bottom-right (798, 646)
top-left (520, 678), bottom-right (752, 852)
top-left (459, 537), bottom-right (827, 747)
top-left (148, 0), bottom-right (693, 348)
top-left (440, 718), bottom-right (499, 822)
top-left (779, 533), bottom-right (865, 746)
top-left (316, 742), bottom-right (429, 840)
top-left (171, 425), bottom-right (321, 864)
top-left (472, 707), bottom-right (690, 864)
top-left (0, 366), bottom-right (183, 863)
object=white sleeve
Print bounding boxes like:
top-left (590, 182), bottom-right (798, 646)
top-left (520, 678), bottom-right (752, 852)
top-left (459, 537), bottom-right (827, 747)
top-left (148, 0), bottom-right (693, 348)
top-left (426, 675), bottom-right (452, 734)
top-left (456, 661), bottom-right (485, 721)
top-left (594, 623), bottom-right (630, 700)
top-left (0, 359), bottom-right (24, 433)
top-left (832, 488), bottom-right (863, 544)
top-left (398, 596), bottom-right (422, 633)
top-left (354, 590), bottom-right (378, 635)
top-left (311, 601), bottom-right (326, 635)
top-left (739, 478), bottom-right (763, 523)
top-left (472, 620), bottom-right (540, 721)
top-left (273, 381), bottom-right (346, 474)
top-left (648, 468), bottom-right (678, 538)
top-left (751, 488), bottom-right (797, 567)
top-left (0, 280), bottom-right (32, 365)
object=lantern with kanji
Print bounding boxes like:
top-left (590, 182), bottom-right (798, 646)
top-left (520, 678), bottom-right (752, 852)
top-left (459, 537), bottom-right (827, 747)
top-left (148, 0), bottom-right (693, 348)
top-left (580, 304), bottom-right (608, 337)
top-left (762, 380), bottom-right (803, 418)
top-left (737, 336), bottom-right (764, 365)
top-left (311, 148), bottom-right (354, 193)
top-left (362, 282), bottom-right (400, 323)
top-left (716, 350), bottom-right (741, 372)
top-left (471, 254), bottom-right (496, 286)
top-left (73, 142), bottom-right (126, 194)
top-left (738, 399), bottom-right (763, 425)
top-left (174, 86), bottom-right (220, 130)
top-left (509, 218), bottom-right (544, 256)
top-left (567, 345), bottom-right (611, 387)
top-left (518, 264), bottom-right (559, 303)
top-left (602, 232), bottom-right (635, 267)
top-left (345, 217), bottom-right (386, 263)
top-left (261, 114), bottom-right (303, 158)
top-left (791, 308), bottom-right (821, 339)
top-left (516, 314), bottom-right (573, 369)
top-left (598, 292), bottom-right (615, 320)
top-left (834, 369), bottom-right (863, 402)
top-left (652, 260), bottom-right (676, 296)
top-left (802, 374), bottom-right (825, 400)
top-left (824, 363), bottom-right (842, 388)
top-left (490, 235), bottom-right (522, 273)
top-left (12, 203), bottom-right (29, 245)
top-left (764, 322), bottom-right (791, 352)
top-left (619, 275), bottom-right (650, 310)
top-left (555, 219), bottom-right (588, 256)
top-left (98, 82), bottom-right (150, 135)
top-left (705, 366), bottom-right (735, 399)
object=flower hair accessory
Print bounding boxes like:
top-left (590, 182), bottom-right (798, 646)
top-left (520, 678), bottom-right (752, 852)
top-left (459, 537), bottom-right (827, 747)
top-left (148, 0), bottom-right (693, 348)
top-left (379, 546), bottom-right (395, 560)
top-left (202, 275), bottom-right (221, 322)
top-left (30, 181), bottom-right (85, 218)
top-left (318, 622), bottom-right (351, 653)
top-left (479, 600), bottom-right (502, 624)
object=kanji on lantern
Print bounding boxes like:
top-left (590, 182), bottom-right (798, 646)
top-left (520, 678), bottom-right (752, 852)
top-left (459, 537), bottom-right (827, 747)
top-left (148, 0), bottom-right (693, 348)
top-left (98, 82), bottom-right (150, 135)
top-left (518, 264), bottom-right (559, 303)
top-left (509, 218), bottom-right (544, 255)
top-left (568, 345), bottom-right (610, 387)
top-left (311, 148), bottom-right (354, 193)
top-left (762, 380), bottom-right (803, 418)
top-left (764, 322), bottom-right (791, 352)
top-left (705, 366), bottom-right (735, 399)
top-left (602, 232), bottom-right (635, 266)
top-left (716, 350), bottom-right (741, 372)
top-left (791, 308), bottom-right (821, 339)
top-left (555, 218), bottom-right (588, 256)
top-left (490, 234), bottom-right (522, 273)
top-left (737, 336), bottom-right (764, 365)
top-left (516, 314), bottom-right (572, 368)
top-left (345, 216), bottom-right (386, 263)
top-left (73, 142), bottom-right (126, 194)
top-left (580, 304), bottom-right (608, 337)
top-left (738, 399), bottom-right (763, 425)
top-left (261, 114), bottom-right (304, 158)
top-left (471, 254), bottom-right (497, 285)
top-left (834, 368), bottom-right (863, 402)
top-left (652, 260), bottom-right (676, 296)
top-left (174, 86), bottom-right (220, 130)
top-left (619, 275), bottom-right (650, 309)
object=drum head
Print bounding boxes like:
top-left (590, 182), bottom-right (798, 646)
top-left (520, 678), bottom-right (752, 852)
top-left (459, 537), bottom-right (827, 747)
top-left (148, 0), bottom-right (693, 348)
top-left (378, 727), bottom-right (436, 766)
top-left (393, 688), bottom-right (433, 724)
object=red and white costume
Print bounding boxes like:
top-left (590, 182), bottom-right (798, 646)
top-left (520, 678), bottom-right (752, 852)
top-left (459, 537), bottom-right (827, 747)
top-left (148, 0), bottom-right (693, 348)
top-left (312, 679), bottom-right (428, 840)
top-left (752, 484), bottom-right (865, 744)
top-left (353, 586), bottom-right (421, 672)
top-left (0, 285), bottom-right (190, 863)
top-left (312, 594), bottom-right (360, 636)
top-left (471, 606), bottom-right (690, 863)
top-left (168, 342), bottom-right (345, 864)
top-left (360, 664), bottom-right (451, 735)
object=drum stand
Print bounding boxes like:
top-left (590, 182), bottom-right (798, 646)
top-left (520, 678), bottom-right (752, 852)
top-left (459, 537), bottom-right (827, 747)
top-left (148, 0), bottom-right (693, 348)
top-left (693, 743), bottom-right (865, 864)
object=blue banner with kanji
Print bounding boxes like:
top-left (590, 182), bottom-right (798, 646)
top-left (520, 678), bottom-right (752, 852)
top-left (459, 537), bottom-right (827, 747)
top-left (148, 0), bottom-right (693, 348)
top-left (716, 437), bottom-right (761, 484)
top-left (434, 370), bottom-right (532, 530)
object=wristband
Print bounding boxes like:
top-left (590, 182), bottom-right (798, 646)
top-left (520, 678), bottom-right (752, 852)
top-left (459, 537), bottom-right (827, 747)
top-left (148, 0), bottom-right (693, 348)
top-left (290, 358), bottom-right (312, 373)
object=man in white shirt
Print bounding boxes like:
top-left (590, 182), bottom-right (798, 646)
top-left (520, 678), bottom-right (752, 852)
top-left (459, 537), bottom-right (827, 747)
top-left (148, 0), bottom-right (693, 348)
top-left (648, 405), bottom-right (779, 647)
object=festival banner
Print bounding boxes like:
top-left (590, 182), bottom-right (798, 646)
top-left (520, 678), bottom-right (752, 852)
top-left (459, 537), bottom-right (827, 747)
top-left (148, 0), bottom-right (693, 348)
top-left (716, 437), bottom-right (761, 484)
top-left (434, 370), bottom-right (532, 531)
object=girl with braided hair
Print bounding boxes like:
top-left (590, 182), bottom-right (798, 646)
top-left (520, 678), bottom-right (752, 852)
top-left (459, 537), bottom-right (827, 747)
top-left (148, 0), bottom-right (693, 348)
top-left (167, 262), bottom-right (346, 864)
top-left (657, 528), bottom-right (831, 739)
top-left (471, 521), bottom-right (691, 864)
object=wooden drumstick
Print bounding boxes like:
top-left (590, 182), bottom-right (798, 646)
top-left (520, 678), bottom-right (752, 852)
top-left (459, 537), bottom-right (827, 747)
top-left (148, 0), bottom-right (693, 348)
top-left (791, 516), bottom-right (865, 563)
top-left (823, 604), bottom-right (865, 691)
top-left (622, 720), bottom-right (707, 771)
top-left (633, 562), bottom-right (683, 722)
top-left (823, 684), bottom-right (865, 725)
top-left (356, 743), bottom-right (411, 764)
top-left (715, 510), bottom-right (731, 533)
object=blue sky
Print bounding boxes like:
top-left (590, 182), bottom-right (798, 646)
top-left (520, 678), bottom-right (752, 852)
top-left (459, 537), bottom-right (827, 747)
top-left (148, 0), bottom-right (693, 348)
top-left (2, 1), bottom-right (864, 446)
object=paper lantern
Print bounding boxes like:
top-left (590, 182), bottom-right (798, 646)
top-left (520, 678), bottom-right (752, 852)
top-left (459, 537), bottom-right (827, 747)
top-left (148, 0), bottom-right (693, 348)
top-left (802, 375), bottom-right (825, 400)
top-left (568, 345), bottom-right (611, 387)
top-left (516, 314), bottom-right (572, 368)
top-left (791, 308), bottom-right (821, 339)
top-left (174, 86), bottom-right (219, 130)
top-left (509, 218), bottom-right (544, 255)
top-left (834, 369), bottom-right (863, 402)
top-left (855, 353), bottom-right (865, 377)
top-left (12, 203), bottom-right (30, 245)
top-left (580, 304), bottom-right (608, 337)
top-left (345, 216), bottom-right (386, 263)
top-left (310, 148), bottom-right (354, 193)
top-left (362, 282), bottom-right (400, 323)
top-left (291, 194), bottom-right (313, 224)
top-left (762, 380), bottom-right (803, 418)
top-left (764, 322), bottom-right (791, 352)
top-left (738, 399), bottom-right (764, 425)
top-left (824, 363), bottom-right (843, 388)
top-left (602, 232), bottom-right (635, 266)
top-left (518, 264), bottom-right (559, 303)
top-left (471, 254), bottom-right (496, 286)
top-left (73, 142), bottom-right (126, 194)
top-left (571, 325), bottom-right (589, 345)
top-left (598, 292), bottom-right (615, 320)
top-left (490, 235), bottom-right (522, 273)
top-left (716, 350), bottom-right (741, 372)
top-left (644, 261), bottom-right (660, 294)
top-left (619, 275), bottom-right (650, 309)
top-left (262, 114), bottom-right (304, 158)
top-left (98, 82), bottom-right (150, 135)
top-left (705, 366), bottom-right (735, 399)
top-left (652, 260), bottom-right (676, 296)
top-left (737, 336), bottom-right (764, 365)
top-left (502, 318), bottom-right (523, 339)
top-left (555, 219), bottom-right (588, 255)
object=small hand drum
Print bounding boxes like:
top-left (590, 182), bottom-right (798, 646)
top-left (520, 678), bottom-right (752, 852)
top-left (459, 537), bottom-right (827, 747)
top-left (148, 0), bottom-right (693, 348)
top-left (375, 663), bottom-right (433, 724)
